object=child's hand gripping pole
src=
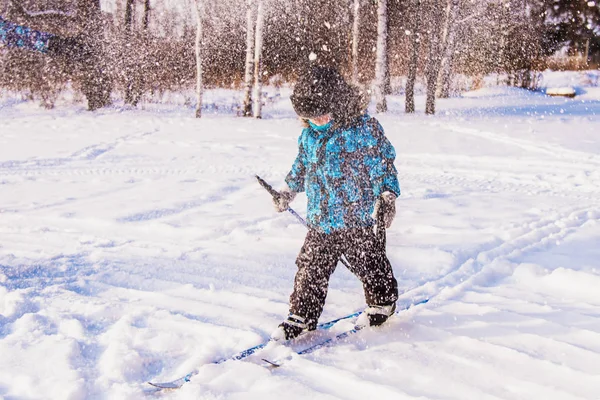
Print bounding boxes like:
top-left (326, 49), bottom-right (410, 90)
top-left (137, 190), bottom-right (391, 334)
top-left (255, 175), bottom-right (307, 227)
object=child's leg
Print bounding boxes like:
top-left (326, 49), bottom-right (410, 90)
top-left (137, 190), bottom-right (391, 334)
top-left (289, 230), bottom-right (343, 329)
top-left (342, 228), bottom-right (399, 307)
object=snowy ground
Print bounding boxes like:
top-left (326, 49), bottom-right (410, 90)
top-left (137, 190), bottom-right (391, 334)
top-left (1, 82), bottom-right (600, 400)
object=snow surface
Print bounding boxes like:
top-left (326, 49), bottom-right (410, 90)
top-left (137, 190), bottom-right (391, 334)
top-left (1, 82), bottom-right (600, 400)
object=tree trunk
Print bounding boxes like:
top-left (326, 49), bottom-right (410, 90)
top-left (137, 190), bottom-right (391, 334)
top-left (436, 0), bottom-right (459, 98)
top-left (405, 0), bottom-right (421, 113)
top-left (253, 0), bottom-right (265, 119)
top-left (124, 0), bottom-right (136, 105)
top-left (132, 0), bottom-right (151, 105)
top-left (374, 0), bottom-right (388, 113)
top-left (242, 0), bottom-right (256, 117)
top-left (384, 6), bottom-right (392, 96)
top-left (496, 3), bottom-right (510, 81)
top-left (425, 0), bottom-right (444, 115)
top-left (194, 0), bottom-right (204, 118)
top-left (143, 0), bottom-right (151, 31)
top-left (436, 31), bottom-right (456, 98)
top-left (123, 0), bottom-right (145, 107)
top-left (77, 0), bottom-right (112, 111)
top-left (124, 0), bottom-right (134, 34)
top-left (351, 0), bottom-right (361, 84)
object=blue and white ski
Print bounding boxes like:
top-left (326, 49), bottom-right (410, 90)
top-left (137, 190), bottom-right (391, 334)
top-left (147, 298), bottom-right (428, 389)
top-left (147, 309), bottom-right (363, 389)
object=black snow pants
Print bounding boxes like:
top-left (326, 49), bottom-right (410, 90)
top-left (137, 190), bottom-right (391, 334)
top-left (289, 227), bottom-right (398, 329)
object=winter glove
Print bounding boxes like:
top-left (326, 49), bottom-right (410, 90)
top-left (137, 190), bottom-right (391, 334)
top-left (272, 186), bottom-right (297, 213)
top-left (373, 191), bottom-right (397, 229)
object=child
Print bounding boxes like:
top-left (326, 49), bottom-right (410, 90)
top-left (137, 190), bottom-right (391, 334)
top-left (272, 66), bottom-right (400, 340)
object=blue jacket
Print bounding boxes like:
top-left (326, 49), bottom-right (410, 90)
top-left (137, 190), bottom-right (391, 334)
top-left (285, 115), bottom-right (400, 234)
top-left (0, 15), bottom-right (52, 53)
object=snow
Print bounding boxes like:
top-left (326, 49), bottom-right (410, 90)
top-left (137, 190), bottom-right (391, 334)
top-left (1, 77), bottom-right (600, 399)
top-left (540, 70), bottom-right (600, 99)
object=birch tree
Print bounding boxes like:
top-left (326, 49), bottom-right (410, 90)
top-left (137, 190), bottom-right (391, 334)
top-left (405, 0), bottom-right (421, 113)
top-left (123, 0), bottom-right (137, 105)
top-left (242, 0), bottom-right (256, 117)
top-left (436, 0), bottom-right (460, 98)
top-left (373, 0), bottom-right (388, 113)
top-left (425, 0), bottom-right (444, 115)
top-left (253, 0), bottom-right (264, 119)
top-left (495, 1), bottom-right (510, 83)
top-left (194, 0), bottom-right (204, 118)
top-left (351, 0), bottom-right (361, 84)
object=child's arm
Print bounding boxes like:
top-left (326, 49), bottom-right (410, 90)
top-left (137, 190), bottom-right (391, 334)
top-left (284, 135), bottom-right (307, 193)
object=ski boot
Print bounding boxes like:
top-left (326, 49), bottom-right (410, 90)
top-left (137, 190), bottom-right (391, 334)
top-left (356, 302), bottom-right (397, 327)
top-left (271, 313), bottom-right (310, 341)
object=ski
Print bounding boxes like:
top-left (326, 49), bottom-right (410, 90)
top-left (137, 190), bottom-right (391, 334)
top-left (263, 297), bottom-right (429, 367)
top-left (148, 299), bottom-right (428, 389)
top-left (147, 309), bottom-right (364, 390)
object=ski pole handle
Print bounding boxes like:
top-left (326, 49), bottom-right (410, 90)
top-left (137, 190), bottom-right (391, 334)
top-left (255, 175), bottom-right (281, 201)
top-left (255, 175), bottom-right (307, 227)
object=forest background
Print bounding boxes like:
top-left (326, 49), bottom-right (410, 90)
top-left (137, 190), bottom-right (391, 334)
top-left (0, 0), bottom-right (599, 114)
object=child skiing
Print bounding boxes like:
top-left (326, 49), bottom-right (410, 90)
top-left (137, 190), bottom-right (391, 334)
top-left (272, 66), bottom-right (400, 340)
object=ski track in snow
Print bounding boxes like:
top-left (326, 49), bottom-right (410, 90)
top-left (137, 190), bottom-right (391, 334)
top-left (1, 89), bottom-right (600, 399)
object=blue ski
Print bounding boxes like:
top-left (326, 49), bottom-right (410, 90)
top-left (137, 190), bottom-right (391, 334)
top-left (147, 309), bottom-right (364, 389)
top-left (148, 298), bottom-right (428, 389)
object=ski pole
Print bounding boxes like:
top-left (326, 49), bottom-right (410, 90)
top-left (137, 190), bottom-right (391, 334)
top-left (255, 175), bottom-right (308, 227)
top-left (255, 175), bottom-right (352, 269)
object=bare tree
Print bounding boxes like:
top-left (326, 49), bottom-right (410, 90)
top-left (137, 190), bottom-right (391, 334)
top-left (124, 0), bottom-right (134, 34)
top-left (122, 0), bottom-right (152, 107)
top-left (1, 0), bottom-right (557, 110)
top-left (143, 0), bottom-right (151, 31)
top-left (253, 0), bottom-right (264, 119)
top-left (425, 0), bottom-right (444, 115)
top-left (194, 0), bottom-right (204, 118)
top-left (123, 0), bottom-right (138, 106)
top-left (495, 1), bottom-right (510, 82)
top-left (76, 0), bottom-right (112, 110)
top-left (351, 0), bottom-right (361, 84)
top-left (242, 0), bottom-right (256, 117)
top-left (405, 0), bottom-right (421, 113)
top-left (373, 0), bottom-right (388, 113)
top-left (436, 0), bottom-right (460, 98)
